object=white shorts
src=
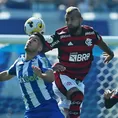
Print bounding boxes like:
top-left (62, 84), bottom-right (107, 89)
top-left (53, 74), bottom-right (85, 109)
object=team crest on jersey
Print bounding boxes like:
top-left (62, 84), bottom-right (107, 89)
top-left (85, 38), bottom-right (92, 46)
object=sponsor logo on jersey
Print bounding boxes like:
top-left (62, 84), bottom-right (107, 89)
top-left (85, 38), bottom-right (92, 46)
top-left (19, 74), bottom-right (38, 83)
top-left (69, 52), bottom-right (90, 62)
top-left (85, 31), bottom-right (95, 35)
top-left (50, 40), bottom-right (60, 47)
top-left (60, 34), bottom-right (71, 39)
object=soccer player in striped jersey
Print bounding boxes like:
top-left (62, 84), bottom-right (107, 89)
top-left (0, 32), bottom-right (64, 118)
top-left (40, 6), bottom-right (114, 118)
top-left (104, 89), bottom-right (118, 109)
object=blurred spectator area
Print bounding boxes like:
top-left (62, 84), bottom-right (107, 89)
top-left (0, 0), bottom-right (117, 35)
top-left (5, 0), bottom-right (32, 9)
top-left (0, 0), bottom-right (7, 11)
top-left (0, 0), bottom-right (118, 12)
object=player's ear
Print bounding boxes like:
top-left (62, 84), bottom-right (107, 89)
top-left (38, 45), bottom-right (43, 52)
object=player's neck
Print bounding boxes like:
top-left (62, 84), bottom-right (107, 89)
top-left (25, 53), bottom-right (37, 61)
top-left (75, 27), bottom-right (82, 36)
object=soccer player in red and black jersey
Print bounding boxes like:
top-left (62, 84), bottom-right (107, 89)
top-left (104, 89), bottom-right (118, 109)
top-left (42, 6), bottom-right (114, 118)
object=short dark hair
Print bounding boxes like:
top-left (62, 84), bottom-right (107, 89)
top-left (33, 32), bottom-right (46, 46)
top-left (32, 32), bottom-right (48, 52)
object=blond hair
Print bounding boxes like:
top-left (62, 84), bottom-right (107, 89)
top-left (66, 6), bottom-right (80, 14)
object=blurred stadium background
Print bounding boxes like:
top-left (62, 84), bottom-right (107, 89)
top-left (0, 0), bottom-right (118, 118)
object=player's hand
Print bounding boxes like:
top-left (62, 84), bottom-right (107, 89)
top-left (103, 52), bottom-right (114, 64)
top-left (32, 65), bottom-right (42, 77)
top-left (104, 89), bottom-right (114, 99)
top-left (52, 63), bottom-right (66, 72)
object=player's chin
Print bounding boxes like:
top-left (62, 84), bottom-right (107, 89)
top-left (24, 46), bottom-right (31, 52)
top-left (24, 46), bottom-right (28, 50)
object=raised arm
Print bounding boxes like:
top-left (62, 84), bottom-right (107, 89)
top-left (97, 40), bottom-right (114, 63)
top-left (0, 70), bottom-right (14, 82)
top-left (42, 33), bottom-right (61, 53)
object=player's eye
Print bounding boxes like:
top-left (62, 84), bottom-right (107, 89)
top-left (33, 39), bottom-right (37, 42)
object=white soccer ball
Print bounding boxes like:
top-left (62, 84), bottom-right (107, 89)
top-left (24, 17), bottom-right (45, 35)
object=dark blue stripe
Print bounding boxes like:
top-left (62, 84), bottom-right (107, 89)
top-left (44, 82), bottom-right (55, 99)
top-left (19, 62), bottom-right (34, 109)
top-left (18, 63), bottom-right (23, 78)
top-left (38, 55), bottom-right (52, 72)
top-left (28, 61), bottom-right (33, 76)
top-left (20, 83), bottom-right (34, 108)
top-left (30, 80), bottom-right (46, 103)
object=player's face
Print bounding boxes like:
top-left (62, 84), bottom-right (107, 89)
top-left (25, 35), bottom-right (43, 53)
top-left (65, 10), bottom-right (82, 35)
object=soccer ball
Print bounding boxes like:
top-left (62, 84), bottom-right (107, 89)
top-left (24, 17), bottom-right (45, 35)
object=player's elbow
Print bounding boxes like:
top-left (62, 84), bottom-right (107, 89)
top-left (104, 104), bottom-right (113, 109)
top-left (104, 99), bottom-right (115, 109)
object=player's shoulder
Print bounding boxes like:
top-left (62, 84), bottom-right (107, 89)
top-left (11, 54), bottom-right (25, 66)
top-left (82, 25), bottom-right (94, 31)
top-left (37, 53), bottom-right (47, 59)
top-left (56, 26), bottom-right (68, 34)
top-left (17, 54), bottom-right (25, 62)
top-left (37, 53), bottom-right (49, 63)
top-left (19, 54), bottom-right (25, 59)
top-left (82, 25), bottom-right (97, 35)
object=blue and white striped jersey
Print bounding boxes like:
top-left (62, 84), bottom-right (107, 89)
top-left (8, 53), bottom-right (55, 110)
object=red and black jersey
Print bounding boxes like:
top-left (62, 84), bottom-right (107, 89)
top-left (45, 25), bottom-right (102, 81)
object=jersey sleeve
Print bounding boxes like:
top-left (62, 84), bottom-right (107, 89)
top-left (94, 31), bottom-right (103, 45)
top-left (44, 32), bottom-right (61, 50)
top-left (8, 59), bottom-right (18, 75)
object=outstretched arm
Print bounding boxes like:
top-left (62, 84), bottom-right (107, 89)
top-left (97, 40), bottom-right (114, 63)
top-left (0, 70), bottom-right (14, 82)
